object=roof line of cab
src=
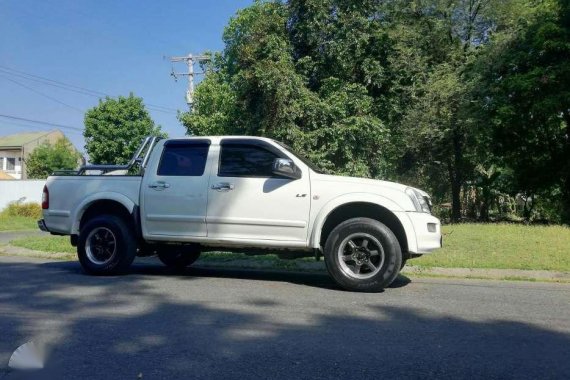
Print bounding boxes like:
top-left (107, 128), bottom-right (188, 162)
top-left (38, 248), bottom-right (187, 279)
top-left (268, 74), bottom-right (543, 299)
top-left (165, 136), bottom-right (274, 144)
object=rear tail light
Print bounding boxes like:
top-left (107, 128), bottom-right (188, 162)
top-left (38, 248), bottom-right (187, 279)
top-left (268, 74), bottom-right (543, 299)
top-left (42, 185), bottom-right (49, 209)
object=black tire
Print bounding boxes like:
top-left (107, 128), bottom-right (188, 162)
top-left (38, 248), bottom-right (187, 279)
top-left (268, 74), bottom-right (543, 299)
top-left (77, 215), bottom-right (137, 275)
top-left (324, 217), bottom-right (402, 292)
top-left (157, 245), bottom-right (201, 269)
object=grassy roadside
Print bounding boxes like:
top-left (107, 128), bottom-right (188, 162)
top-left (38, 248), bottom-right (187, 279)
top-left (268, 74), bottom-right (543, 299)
top-left (10, 235), bottom-right (75, 253)
top-left (414, 223), bottom-right (570, 271)
top-left (7, 223), bottom-right (570, 272)
top-left (0, 215), bottom-right (37, 231)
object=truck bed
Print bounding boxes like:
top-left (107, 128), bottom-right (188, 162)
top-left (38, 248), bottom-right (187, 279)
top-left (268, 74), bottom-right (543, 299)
top-left (43, 175), bottom-right (142, 235)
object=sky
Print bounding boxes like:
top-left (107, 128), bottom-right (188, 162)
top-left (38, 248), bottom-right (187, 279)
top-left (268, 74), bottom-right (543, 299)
top-left (0, 0), bottom-right (253, 154)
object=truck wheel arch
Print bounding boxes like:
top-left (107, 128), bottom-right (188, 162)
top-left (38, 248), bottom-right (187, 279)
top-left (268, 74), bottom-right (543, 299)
top-left (311, 197), bottom-right (417, 256)
top-left (72, 193), bottom-right (137, 235)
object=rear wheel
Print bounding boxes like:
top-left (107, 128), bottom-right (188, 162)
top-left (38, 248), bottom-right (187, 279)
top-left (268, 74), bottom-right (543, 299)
top-left (158, 245), bottom-right (201, 269)
top-left (78, 215), bottom-right (137, 275)
top-left (324, 218), bottom-right (402, 292)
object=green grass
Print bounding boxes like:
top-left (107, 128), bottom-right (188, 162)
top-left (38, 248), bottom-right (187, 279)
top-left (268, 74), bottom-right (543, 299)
top-left (8, 223), bottom-right (570, 272)
top-left (10, 235), bottom-right (75, 253)
top-left (414, 223), bottom-right (570, 271)
top-left (0, 215), bottom-right (38, 231)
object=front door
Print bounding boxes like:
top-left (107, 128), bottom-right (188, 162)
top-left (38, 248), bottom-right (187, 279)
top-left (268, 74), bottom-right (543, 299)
top-left (141, 139), bottom-right (212, 238)
top-left (206, 139), bottom-right (311, 243)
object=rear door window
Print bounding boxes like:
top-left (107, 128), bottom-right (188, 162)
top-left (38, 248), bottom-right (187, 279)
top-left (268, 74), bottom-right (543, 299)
top-left (157, 140), bottom-right (210, 176)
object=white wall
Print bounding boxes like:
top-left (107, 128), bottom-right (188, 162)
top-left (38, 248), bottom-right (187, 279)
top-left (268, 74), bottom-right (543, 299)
top-left (0, 180), bottom-right (45, 210)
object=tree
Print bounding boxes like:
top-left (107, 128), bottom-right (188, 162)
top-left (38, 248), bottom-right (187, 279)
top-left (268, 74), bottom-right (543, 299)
top-left (180, 1), bottom-right (392, 177)
top-left (383, 0), bottom-right (521, 222)
top-left (399, 64), bottom-right (475, 221)
top-left (178, 0), bottom-right (570, 223)
top-left (26, 138), bottom-right (81, 179)
top-left (84, 93), bottom-right (165, 164)
top-left (480, 0), bottom-right (570, 222)
top-left (180, 0), bottom-right (506, 216)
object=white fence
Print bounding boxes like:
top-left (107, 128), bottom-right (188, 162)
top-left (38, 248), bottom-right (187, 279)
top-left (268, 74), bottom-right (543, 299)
top-left (0, 180), bottom-right (46, 210)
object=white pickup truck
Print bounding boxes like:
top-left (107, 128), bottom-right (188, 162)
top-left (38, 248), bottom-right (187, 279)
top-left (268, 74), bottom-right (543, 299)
top-left (39, 136), bottom-right (441, 291)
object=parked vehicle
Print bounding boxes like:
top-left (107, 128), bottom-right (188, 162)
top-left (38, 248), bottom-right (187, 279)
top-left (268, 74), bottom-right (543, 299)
top-left (39, 136), bottom-right (441, 291)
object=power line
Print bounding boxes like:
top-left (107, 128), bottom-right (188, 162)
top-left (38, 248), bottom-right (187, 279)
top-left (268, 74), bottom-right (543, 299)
top-left (0, 120), bottom-right (52, 131)
top-left (0, 65), bottom-right (179, 114)
top-left (0, 121), bottom-right (84, 135)
top-left (0, 64), bottom-right (177, 111)
top-left (0, 66), bottom-right (106, 97)
top-left (0, 75), bottom-right (84, 113)
top-left (0, 68), bottom-right (100, 97)
top-left (0, 114), bottom-right (84, 132)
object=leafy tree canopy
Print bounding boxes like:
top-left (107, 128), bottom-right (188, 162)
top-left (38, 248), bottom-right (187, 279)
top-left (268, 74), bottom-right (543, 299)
top-left (480, 0), bottom-right (570, 217)
top-left (84, 93), bottom-right (166, 164)
top-left (180, 0), bottom-right (570, 223)
top-left (26, 138), bottom-right (81, 179)
top-left (181, 1), bottom-right (391, 177)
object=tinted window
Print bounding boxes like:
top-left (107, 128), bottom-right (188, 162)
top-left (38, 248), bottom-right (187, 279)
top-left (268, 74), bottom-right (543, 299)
top-left (157, 141), bottom-right (209, 176)
top-left (6, 158), bottom-right (15, 171)
top-left (219, 143), bottom-right (281, 177)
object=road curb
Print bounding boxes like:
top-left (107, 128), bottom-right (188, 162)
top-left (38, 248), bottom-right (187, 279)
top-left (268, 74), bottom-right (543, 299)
top-left (402, 265), bottom-right (570, 282)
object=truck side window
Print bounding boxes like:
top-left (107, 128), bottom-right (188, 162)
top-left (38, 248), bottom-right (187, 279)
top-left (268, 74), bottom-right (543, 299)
top-left (219, 143), bottom-right (281, 177)
top-left (157, 141), bottom-right (209, 176)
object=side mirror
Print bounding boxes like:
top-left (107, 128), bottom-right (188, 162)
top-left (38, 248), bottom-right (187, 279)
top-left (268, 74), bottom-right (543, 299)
top-left (272, 158), bottom-right (301, 179)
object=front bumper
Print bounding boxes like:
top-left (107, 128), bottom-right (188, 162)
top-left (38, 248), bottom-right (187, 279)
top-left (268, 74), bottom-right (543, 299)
top-left (406, 212), bottom-right (442, 254)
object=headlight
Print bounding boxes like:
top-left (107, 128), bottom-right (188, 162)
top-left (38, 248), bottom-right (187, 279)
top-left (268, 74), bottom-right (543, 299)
top-left (405, 187), bottom-right (432, 213)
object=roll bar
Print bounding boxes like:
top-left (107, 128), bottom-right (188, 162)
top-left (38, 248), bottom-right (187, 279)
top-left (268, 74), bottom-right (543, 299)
top-left (52, 136), bottom-right (162, 176)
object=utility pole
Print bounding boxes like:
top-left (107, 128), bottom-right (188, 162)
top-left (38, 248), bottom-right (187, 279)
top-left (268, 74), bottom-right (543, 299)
top-left (168, 54), bottom-right (210, 109)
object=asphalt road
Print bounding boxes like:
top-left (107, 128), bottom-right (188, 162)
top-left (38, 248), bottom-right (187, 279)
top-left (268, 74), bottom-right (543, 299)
top-left (0, 255), bottom-right (569, 380)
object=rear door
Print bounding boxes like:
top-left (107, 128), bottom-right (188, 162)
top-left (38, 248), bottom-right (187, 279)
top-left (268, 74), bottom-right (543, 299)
top-left (141, 139), bottom-right (212, 238)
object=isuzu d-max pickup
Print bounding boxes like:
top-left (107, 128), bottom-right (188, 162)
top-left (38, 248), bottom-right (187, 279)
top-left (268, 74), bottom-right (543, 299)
top-left (39, 136), bottom-right (441, 291)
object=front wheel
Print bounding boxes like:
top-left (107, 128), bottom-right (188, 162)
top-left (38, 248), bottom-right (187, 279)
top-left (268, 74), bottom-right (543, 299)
top-left (77, 215), bottom-right (137, 275)
top-left (324, 218), bottom-right (402, 292)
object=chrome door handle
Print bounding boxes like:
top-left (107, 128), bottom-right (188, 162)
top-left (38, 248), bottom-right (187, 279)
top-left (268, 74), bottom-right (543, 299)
top-left (148, 181), bottom-right (170, 189)
top-left (211, 182), bottom-right (234, 191)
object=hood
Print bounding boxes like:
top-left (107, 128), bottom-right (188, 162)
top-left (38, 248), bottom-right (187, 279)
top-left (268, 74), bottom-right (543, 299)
top-left (311, 173), bottom-right (409, 192)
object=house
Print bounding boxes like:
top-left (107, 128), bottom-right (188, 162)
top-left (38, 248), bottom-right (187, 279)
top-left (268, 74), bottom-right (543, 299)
top-left (0, 129), bottom-right (81, 179)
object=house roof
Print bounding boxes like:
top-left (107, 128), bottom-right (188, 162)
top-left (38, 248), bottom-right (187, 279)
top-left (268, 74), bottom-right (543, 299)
top-left (0, 130), bottom-right (54, 148)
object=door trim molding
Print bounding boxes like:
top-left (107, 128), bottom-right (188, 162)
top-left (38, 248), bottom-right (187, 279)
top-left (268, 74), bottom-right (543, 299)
top-left (146, 214), bottom-right (205, 223)
top-left (207, 216), bottom-right (306, 228)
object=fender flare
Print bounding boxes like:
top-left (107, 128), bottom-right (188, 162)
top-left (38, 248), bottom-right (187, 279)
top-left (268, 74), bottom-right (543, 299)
top-left (308, 193), bottom-right (417, 253)
top-left (71, 192), bottom-right (137, 234)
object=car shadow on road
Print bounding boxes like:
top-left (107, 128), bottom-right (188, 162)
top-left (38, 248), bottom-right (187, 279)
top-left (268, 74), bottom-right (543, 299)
top-left (0, 257), bottom-right (569, 379)
top-left (109, 258), bottom-right (412, 292)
